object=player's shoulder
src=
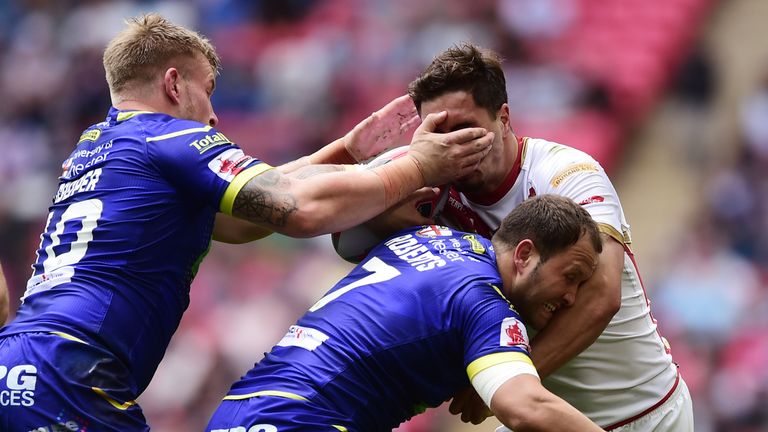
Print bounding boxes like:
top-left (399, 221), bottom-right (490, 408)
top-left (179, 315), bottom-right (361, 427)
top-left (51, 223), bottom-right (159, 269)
top-left (523, 137), bottom-right (597, 165)
top-left (383, 226), bottom-right (498, 281)
top-left (140, 116), bottom-right (229, 148)
top-left (522, 137), bottom-right (603, 184)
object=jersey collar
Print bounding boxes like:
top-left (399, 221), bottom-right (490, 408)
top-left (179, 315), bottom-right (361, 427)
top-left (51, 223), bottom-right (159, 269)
top-left (105, 107), bottom-right (156, 125)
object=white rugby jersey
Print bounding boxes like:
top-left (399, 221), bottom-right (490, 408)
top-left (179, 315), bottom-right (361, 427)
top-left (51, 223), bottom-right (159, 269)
top-left (451, 137), bottom-right (678, 428)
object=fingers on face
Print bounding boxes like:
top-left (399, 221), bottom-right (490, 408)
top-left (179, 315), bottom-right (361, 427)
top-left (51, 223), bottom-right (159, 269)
top-left (452, 132), bottom-right (493, 158)
top-left (443, 128), bottom-right (491, 148)
top-left (418, 111), bottom-right (448, 132)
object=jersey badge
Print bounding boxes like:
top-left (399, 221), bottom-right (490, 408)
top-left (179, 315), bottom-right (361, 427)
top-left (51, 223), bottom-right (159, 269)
top-left (77, 129), bottom-right (101, 144)
top-left (500, 317), bottom-right (530, 350)
top-left (414, 225), bottom-right (452, 238)
top-left (578, 195), bottom-right (605, 205)
top-left (461, 234), bottom-right (486, 255)
top-left (208, 148), bottom-right (254, 182)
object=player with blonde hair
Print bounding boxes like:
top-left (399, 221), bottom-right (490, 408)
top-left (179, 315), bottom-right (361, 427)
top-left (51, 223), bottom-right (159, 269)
top-left (0, 15), bottom-right (492, 431)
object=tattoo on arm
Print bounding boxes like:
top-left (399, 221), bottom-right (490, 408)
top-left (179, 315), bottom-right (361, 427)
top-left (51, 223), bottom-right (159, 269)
top-left (232, 170), bottom-right (298, 227)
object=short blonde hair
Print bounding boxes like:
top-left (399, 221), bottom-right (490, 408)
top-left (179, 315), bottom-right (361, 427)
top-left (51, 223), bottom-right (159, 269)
top-left (103, 13), bottom-right (221, 95)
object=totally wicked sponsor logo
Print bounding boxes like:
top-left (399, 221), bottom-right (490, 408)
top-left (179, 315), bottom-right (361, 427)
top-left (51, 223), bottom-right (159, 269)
top-left (189, 132), bottom-right (232, 154)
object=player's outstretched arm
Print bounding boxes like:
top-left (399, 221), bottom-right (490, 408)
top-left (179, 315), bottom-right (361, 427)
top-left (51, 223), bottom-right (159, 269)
top-left (529, 234), bottom-right (624, 377)
top-left (213, 164), bottom-right (350, 243)
top-left (490, 375), bottom-right (605, 431)
top-left (225, 112), bottom-right (492, 238)
top-left (0, 262), bottom-right (9, 326)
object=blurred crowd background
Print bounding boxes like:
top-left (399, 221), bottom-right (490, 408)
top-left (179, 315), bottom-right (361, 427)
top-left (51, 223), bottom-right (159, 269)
top-left (0, 0), bottom-right (767, 431)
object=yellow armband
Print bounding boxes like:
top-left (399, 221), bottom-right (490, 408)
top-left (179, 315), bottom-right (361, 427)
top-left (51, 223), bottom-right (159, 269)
top-left (219, 163), bottom-right (274, 215)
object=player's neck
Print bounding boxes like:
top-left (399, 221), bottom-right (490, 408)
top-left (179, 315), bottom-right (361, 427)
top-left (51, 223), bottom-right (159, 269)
top-left (114, 99), bottom-right (158, 113)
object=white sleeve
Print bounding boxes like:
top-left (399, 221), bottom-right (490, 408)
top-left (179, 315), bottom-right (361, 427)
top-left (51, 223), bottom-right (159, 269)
top-left (538, 150), bottom-right (627, 242)
top-left (470, 361), bottom-right (539, 408)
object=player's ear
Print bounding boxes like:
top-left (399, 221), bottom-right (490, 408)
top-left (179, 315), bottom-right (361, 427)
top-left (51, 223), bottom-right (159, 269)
top-left (498, 103), bottom-right (511, 138)
top-left (163, 68), bottom-right (182, 104)
top-left (513, 239), bottom-right (536, 272)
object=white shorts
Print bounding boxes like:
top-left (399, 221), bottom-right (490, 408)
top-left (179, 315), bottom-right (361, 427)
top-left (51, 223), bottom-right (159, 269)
top-left (610, 377), bottom-right (694, 432)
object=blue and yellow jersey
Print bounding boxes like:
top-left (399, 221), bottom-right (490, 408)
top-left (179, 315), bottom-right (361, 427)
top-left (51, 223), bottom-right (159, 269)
top-left (0, 108), bottom-right (269, 394)
top-left (225, 226), bottom-right (532, 431)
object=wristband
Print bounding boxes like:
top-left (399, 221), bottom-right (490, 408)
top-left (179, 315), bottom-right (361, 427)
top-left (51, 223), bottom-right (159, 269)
top-left (371, 155), bottom-right (425, 208)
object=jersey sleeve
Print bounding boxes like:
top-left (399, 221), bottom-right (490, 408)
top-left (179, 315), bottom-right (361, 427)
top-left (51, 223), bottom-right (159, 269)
top-left (145, 121), bottom-right (271, 211)
top-left (452, 282), bottom-right (534, 382)
top-left (536, 146), bottom-right (625, 244)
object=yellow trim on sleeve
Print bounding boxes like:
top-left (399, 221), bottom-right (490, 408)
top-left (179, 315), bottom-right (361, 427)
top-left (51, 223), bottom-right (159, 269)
top-left (219, 163), bottom-right (274, 215)
top-left (332, 426), bottom-right (348, 431)
top-left (92, 387), bottom-right (137, 410)
top-left (145, 125), bottom-right (213, 142)
top-left (50, 331), bottom-right (89, 345)
top-left (222, 390), bottom-right (308, 401)
top-left (597, 222), bottom-right (626, 245)
top-left (466, 352), bottom-right (533, 381)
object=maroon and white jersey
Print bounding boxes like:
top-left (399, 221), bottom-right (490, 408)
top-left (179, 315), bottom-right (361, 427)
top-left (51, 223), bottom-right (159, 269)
top-left (443, 137), bottom-right (679, 428)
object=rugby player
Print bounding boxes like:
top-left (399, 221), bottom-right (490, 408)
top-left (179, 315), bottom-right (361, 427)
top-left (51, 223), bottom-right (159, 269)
top-left (413, 43), bottom-right (692, 431)
top-left (207, 195), bottom-right (605, 432)
top-left (0, 15), bottom-right (492, 431)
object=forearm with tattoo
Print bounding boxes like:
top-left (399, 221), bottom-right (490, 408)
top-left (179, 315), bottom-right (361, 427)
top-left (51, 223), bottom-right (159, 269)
top-left (232, 165), bottom-right (356, 232)
top-left (232, 170), bottom-right (298, 228)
